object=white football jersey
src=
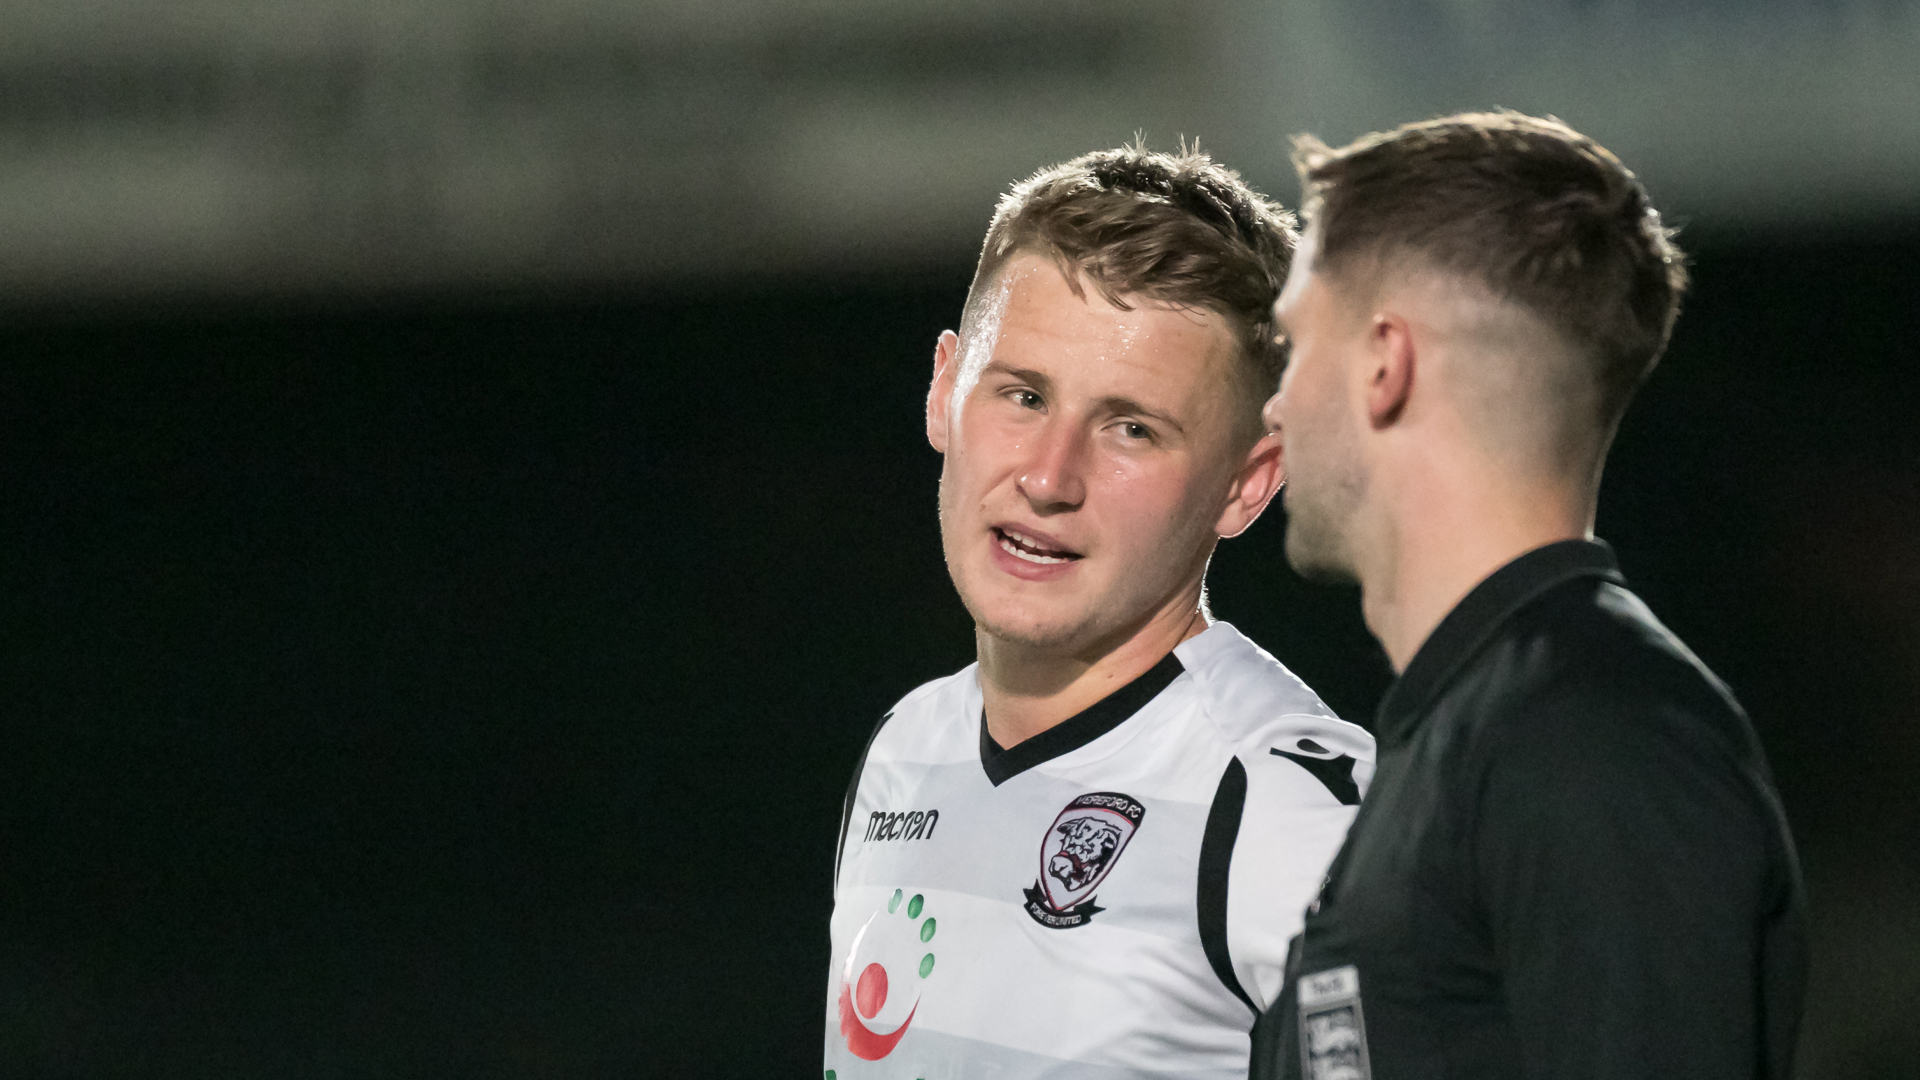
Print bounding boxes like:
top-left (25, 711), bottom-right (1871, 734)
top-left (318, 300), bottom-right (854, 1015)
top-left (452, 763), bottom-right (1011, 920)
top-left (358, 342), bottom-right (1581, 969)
top-left (825, 621), bottom-right (1376, 1080)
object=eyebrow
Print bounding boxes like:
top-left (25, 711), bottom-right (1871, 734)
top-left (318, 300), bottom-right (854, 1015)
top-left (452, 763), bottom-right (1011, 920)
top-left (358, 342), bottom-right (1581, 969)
top-left (990, 363), bottom-right (1054, 395)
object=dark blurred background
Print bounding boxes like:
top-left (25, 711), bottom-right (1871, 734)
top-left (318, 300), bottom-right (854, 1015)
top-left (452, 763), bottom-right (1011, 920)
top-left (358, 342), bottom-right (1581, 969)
top-left (2, 3), bottom-right (1916, 1077)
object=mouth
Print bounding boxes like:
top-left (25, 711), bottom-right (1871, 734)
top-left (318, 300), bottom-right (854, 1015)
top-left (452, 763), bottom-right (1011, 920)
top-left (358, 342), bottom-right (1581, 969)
top-left (992, 526), bottom-right (1081, 565)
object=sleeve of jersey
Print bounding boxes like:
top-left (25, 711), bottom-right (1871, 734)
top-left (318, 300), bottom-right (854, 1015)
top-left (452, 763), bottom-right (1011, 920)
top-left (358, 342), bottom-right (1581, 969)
top-left (1473, 700), bottom-right (1785, 1079)
top-left (1225, 714), bottom-right (1375, 1012)
top-left (833, 675), bottom-right (948, 896)
top-left (833, 708), bottom-right (894, 896)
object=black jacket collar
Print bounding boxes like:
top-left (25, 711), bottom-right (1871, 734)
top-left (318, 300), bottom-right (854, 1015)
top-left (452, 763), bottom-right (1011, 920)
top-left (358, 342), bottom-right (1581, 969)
top-left (1375, 539), bottom-right (1624, 749)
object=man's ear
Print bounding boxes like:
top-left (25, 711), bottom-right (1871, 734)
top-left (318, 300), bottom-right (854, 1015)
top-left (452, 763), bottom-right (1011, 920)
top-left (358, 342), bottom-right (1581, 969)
top-left (1215, 430), bottom-right (1286, 539)
top-left (927, 330), bottom-right (960, 452)
top-left (1365, 313), bottom-right (1415, 428)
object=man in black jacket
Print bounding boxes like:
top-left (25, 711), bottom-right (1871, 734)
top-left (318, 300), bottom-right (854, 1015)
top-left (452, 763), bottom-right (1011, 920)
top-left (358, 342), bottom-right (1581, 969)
top-left (1249, 112), bottom-right (1806, 1080)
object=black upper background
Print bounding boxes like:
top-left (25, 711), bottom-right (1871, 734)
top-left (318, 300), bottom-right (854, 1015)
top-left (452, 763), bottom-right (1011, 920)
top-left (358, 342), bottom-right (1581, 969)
top-left (2, 233), bottom-right (1916, 1077)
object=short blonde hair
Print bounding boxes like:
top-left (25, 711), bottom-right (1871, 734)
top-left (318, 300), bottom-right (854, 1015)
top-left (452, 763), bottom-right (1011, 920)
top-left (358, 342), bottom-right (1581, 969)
top-left (963, 143), bottom-right (1298, 425)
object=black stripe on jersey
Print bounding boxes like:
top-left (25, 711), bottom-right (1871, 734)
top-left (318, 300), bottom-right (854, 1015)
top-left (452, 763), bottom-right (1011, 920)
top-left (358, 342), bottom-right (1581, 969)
top-left (1198, 756), bottom-right (1256, 1014)
top-left (834, 710), bottom-right (894, 891)
top-left (978, 650), bottom-right (1186, 787)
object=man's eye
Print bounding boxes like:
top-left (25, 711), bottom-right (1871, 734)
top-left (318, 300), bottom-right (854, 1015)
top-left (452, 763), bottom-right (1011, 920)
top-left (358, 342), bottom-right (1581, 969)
top-left (1121, 422), bottom-right (1152, 441)
top-left (1011, 389), bottom-right (1043, 409)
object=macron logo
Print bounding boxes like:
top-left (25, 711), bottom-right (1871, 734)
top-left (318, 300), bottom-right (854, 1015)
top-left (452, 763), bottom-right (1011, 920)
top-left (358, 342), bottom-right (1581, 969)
top-left (1271, 738), bottom-right (1362, 806)
top-left (865, 809), bottom-right (940, 843)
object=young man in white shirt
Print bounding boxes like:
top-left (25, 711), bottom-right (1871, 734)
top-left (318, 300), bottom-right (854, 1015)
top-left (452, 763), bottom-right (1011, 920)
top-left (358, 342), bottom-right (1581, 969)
top-left (825, 145), bottom-right (1375, 1080)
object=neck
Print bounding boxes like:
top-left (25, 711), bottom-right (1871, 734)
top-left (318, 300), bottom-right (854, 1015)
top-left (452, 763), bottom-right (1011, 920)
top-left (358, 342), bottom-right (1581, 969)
top-left (1359, 465), bottom-right (1593, 673)
top-left (978, 590), bottom-right (1208, 749)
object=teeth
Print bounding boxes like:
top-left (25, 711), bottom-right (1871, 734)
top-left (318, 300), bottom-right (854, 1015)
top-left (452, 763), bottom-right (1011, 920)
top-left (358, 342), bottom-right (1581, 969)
top-left (998, 530), bottom-right (1071, 565)
top-left (1003, 528), bottom-right (1053, 552)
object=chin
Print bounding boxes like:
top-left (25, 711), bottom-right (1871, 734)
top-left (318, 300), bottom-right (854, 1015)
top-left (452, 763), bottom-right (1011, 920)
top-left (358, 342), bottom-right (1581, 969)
top-left (1287, 559), bottom-right (1357, 587)
top-left (969, 603), bottom-right (1099, 653)
top-left (980, 624), bottom-right (1082, 651)
top-left (1283, 529), bottom-right (1357, 586)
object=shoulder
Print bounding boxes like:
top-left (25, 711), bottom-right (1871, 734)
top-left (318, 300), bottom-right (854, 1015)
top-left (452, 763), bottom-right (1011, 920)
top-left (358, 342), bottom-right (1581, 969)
top-left (1490, 579), bottom-right (1758, 762)
top-left (1176, 622), bottom-right (1376, 803)
top-left (1473, 580), bottom-right (1781, 843)
top-left (1175, 621), bottom-right (1374, 757)
top-left (863, 664), bottom-right (980, 761)
top-left (884, 664), bottom-right (975, 719)
top-left (1511, 579), bottom-right (1735, 700)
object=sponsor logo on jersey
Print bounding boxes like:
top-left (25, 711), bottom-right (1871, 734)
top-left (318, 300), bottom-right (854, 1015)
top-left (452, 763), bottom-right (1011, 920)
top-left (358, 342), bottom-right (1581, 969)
top-left (864, 808), bottom-right (939, 842)
top-left (836, 888), bottom-right (939, 1060)
top-left (1022, 791), bottom-right (1145, 929)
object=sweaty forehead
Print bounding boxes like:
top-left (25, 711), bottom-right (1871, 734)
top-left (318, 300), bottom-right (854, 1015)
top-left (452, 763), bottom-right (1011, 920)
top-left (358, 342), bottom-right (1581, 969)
top-left (987, 256), bottom-right (1236, 373)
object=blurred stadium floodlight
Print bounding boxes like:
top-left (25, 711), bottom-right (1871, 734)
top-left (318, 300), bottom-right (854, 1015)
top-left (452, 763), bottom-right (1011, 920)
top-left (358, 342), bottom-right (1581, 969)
top-left (0, 0), bottom-right (1914, 300)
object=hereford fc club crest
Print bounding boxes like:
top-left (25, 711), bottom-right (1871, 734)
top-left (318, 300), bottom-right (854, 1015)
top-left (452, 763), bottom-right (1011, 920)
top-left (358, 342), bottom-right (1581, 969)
top-left (1022, 792), bottom-right (1146, 929)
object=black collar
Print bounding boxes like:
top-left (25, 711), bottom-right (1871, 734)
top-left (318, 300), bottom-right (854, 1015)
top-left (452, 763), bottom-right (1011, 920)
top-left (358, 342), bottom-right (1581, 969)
top-left (979, 650), bottom-right (1186, 787)
top-left (1375, 539), bottom-right (1625, 749)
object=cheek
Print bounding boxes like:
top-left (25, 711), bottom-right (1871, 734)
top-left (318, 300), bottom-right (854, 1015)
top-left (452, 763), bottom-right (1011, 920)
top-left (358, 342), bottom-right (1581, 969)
top-left (944, 419), bottom-right (1019, 495)
top-left (1280, 355), bottom-right (1334, 430)
top-left (1093, 461), bottom-right (1214, 549)
top-left (1273, 366), bottom-right (1305, 423)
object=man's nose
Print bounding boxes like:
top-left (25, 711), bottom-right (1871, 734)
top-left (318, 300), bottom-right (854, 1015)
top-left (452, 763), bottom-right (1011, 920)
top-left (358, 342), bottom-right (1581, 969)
top-left (1261, 390), bottom-right (1285, 433)
top-left (1016, 418), bottom-right (1088, 512)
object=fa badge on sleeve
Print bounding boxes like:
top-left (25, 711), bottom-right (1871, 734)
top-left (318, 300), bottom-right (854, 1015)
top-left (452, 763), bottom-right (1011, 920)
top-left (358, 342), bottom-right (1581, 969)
top-left (1298, 965), bottom-right (1371, 1080)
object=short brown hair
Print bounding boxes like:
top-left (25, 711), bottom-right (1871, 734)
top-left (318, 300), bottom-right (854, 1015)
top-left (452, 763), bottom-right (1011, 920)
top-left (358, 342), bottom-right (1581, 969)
top-left (1294, 111), bottom-right (1687, 428)
top-left (963, 143), bottom-right (1297, 423)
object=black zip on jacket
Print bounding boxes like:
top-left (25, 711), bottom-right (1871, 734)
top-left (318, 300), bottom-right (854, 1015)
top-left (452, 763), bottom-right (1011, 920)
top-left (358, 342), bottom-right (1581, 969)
top-left (1250, 540), bottom-right (1806, 1080)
